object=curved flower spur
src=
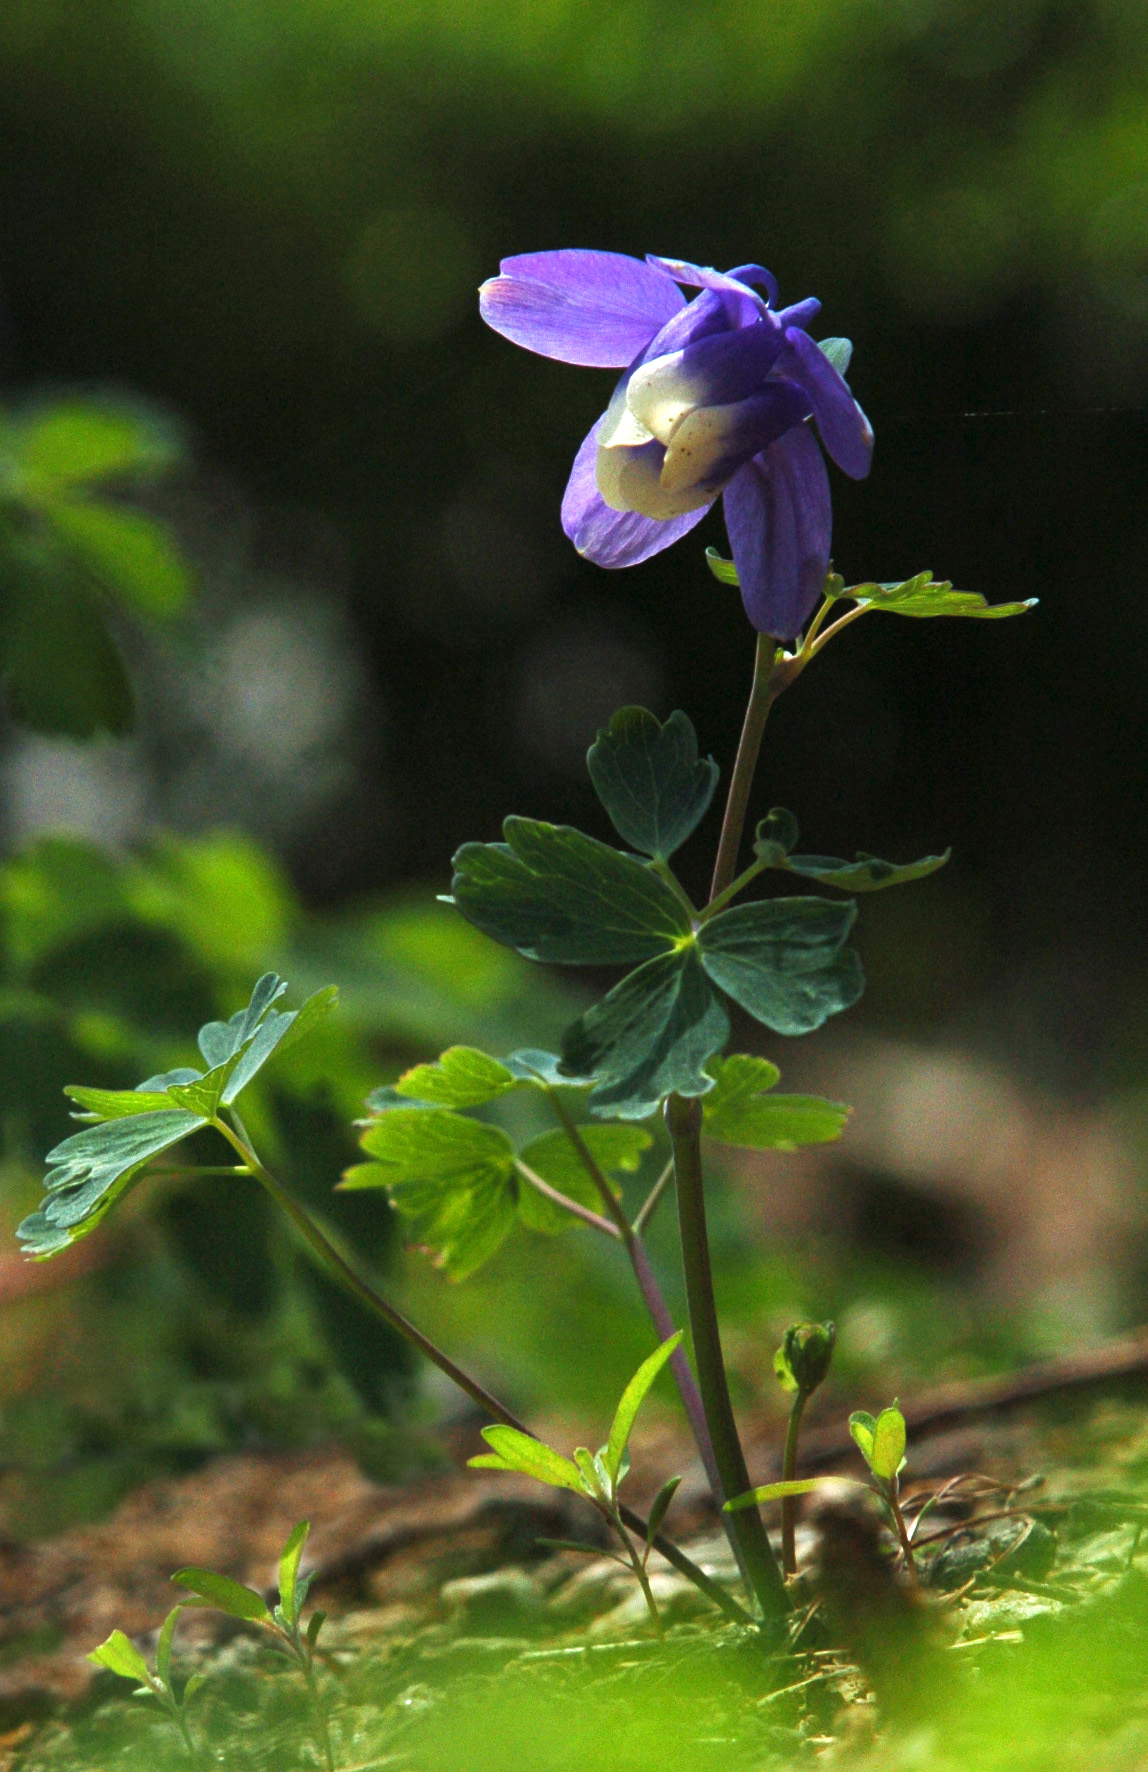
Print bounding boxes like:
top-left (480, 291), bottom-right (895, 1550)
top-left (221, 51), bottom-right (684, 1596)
top-left (479, 250), bottom-right (873, 640)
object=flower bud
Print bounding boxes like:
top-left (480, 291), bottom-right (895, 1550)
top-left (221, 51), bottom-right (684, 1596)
top-left (774, 1320), bottom-right (836, 1397)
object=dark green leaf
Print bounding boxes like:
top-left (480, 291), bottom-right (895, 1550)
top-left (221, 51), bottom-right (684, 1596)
top-left (645, 1475), bottom-right (682, 1546)
top-left (839, 571), bottom-right (1036, 620)
top-left (698, 899), bottom-right (863, 1036)
top-left (305, 1611), bottom-right (326, 1648)
top-left (278, 1521), bottom-right (310, 1627)
top-left (586, 706), bottom-right (718, 858)
top-left (18, 1108), bottom-right (205, 1256)
top-left (561, 947), bottom-right (729, 1120)
top-left (604, 1332), bottom-right (684, 1486)
top-left (44, 499), bottom-right (193, 618)
top-left (88, 1630), bottom-right (152, 1684)
top-left (196, 973), bottom-right (287, 1068)
top-left (396, 1046), bottom-right (520, 1109)
top-left (753, 807), bottom-right (799, 866)
top-left (171, 1568), bottom-right (271, 1623)
top-left (450, 817), bottom-right (691, 964)
top-left (769, 845), bottom-right (950, 893)
top-left (2, 570), bottom-right (134, 736)
top-left (702, 1054), bottom-right (850, 1149)
top-left (515, 1123), bottom-right (651, 1232)
top-left (220, 984), bottom-right (339, 1102)
top-left (467, 1426), bottom-right (586, 1494)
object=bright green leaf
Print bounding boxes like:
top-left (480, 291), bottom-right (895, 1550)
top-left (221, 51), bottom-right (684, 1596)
top-left (561, 947), bottom-right (728, 1120)
top-left (220, 984), bottom-right (339, 1102)
top-left (183, 1672), bottom-right (207, 1703)
top-left (171, 1568), bottom-right (271, 1623)
top-left (724, 1477), bottom-right (857, 1512)
top-left (12, 400), bottom-right (179, 485)
top-left (396, 1046), bottom-right (520, 1109)
top-left (88, 1630), bottom-right (152, 1684)
top-left (839, 571), bottom-right (1036, 620)
top-left (871, 1405), bottom-right (908, 1480)
top-left (450, 817), bottom-right (691, 964)
top-left (278, 1520), bottom-right (310, 1627)
top-left (704, 547), bottom-right (741, 587)
top-left (586, 706), bottom-right (718, 859)
top-left (698, 898), bottom-right (863, 1036)
top-left (348, 1109), bottom-right (518, 1280)
top-left (64, 1085), bottom-right (180, 1120)
top-left (44, 499), bottom-right (193, 618)
top-left (849, 1411), bottom-right (876, 1465)
top-left (575, 1446), bottom-right (605, 1498)
top-left (467, 1426), bottom-right (586, 1495)
top-left (702, 1054), bottom-right (850, 1150)
top-left (604, 1332), bottom-right (684, 1487)
top-left (155, 1607), bottom-right (182, 1689)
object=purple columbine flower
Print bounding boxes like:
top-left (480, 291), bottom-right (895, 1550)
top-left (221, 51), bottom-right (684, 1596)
top-left (479, 250), bottom-right (873, 640)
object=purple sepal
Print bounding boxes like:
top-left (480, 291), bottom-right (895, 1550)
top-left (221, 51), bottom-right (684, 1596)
top-left (722, 425), bottom-right (831, 640)
top-left (562, 420), bottom-right (711, 567)
top-left (780, 325), bottom-right (874, 480)
top-left (479, 250), bottom-right (685, 368)
top-left (725, 264), bottom-right (781, 306)
top-left (774, 297), bottom-right (821, 332)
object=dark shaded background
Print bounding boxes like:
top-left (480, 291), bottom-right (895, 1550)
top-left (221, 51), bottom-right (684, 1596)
top-left (0, 0), bottom-right (1144, 1064)
top-left (0, 0), bottom-right (1145, 1517)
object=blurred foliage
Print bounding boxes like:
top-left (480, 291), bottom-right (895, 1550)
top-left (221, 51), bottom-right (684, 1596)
top-left (0, 396), bottom-right (192, 736)
top-left (0, 827), bottom-right (573, 1534)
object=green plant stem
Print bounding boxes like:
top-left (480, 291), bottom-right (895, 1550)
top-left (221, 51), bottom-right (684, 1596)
top-left (666, 1091), bottom-right (788, 1620)
top-left (209, 1117), bottom-right (750, 1627)
top-left (610, 1509), bottom-right (663, 1636)
top-left (632, 1159), bottom-right (674, 1236)
top-left (709, 633), bottom-right (779, 902)
top-left (299, 1648), bottom-right (334, 1772)
top-left (546, 1094), bottom-right (740, 1574)
top-left (887, 1482), bottom-right (919, 1582)
top-left (781, 1391), bottom-right (809, 1577)
top-left (809, 600), bottom-right (870, 655)
top-left (514, 1158), bottom-right (621, 1238)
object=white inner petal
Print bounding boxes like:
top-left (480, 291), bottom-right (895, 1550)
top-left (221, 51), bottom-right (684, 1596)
top-left (598, 376), bottom-right (656, 450)
top-left (595, 439), bottom-right (714, 519)
top-left (659, 403), bottom-right (743, 496)
top-left (624, 351), bottom-right (700, 445)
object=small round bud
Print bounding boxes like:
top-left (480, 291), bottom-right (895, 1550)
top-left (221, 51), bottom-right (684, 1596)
top-left (774, 1320), bottom-right (836, 1396)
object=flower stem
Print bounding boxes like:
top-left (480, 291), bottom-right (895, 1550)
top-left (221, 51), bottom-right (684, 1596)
top-left (709, 633), bottom-right (779, 902)
top-left (888, 1482), bottom-right (919, 1582)
top-left (666, 1092), bottom-right (788, 1621)
top-left (545, 1095), bottom-right (743, 1580)
top-left (781, 1391), bottom-right (808, 1577)
top-left (210, 1116), bottom-right (750, 1626)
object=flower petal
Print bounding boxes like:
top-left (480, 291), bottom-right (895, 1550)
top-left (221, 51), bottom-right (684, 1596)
top-left (660, 382), bottom-right (811, 500)
top-left (647, 256), bottom-right (770, 314)
top-left (479, 250), bottom-right (684, 368)
top-left (774, 297), bottom-right (821, 331)
top-left (562, 419), bottom-right (711, 566)
top-left (722, 426), bottom-right (831, 640)
top-left (624, 319), bottom-right (786, 444)
top-left (779, 325), bottom-right (874, 479)
top-left (726, 264), bottom-right (781, 306)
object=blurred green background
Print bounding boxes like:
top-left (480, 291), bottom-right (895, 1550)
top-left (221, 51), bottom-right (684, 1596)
top-left (0, 0), bottom-right (1146, 1532)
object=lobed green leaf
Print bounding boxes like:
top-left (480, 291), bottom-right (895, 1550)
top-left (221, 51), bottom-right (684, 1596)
top-left (515, 1122), bottom-right (651, 1232)
top-left (561, 946), bottom-right (729, 1120)
top-left (450, 817), bottom-right (691, 965)
top-left (698, 898), bottom-right (863, 1036)
top-left (586, 706), bottom-right (718, 859)
top-left (396, 1046), bottom-right (521, 1109)
top-left (702, 1054), bottom-right (850, 1150)
top-left (837, 570), bottom-right (1036, 620)
top-left (18, 1108), bottom-right (206, 1256)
